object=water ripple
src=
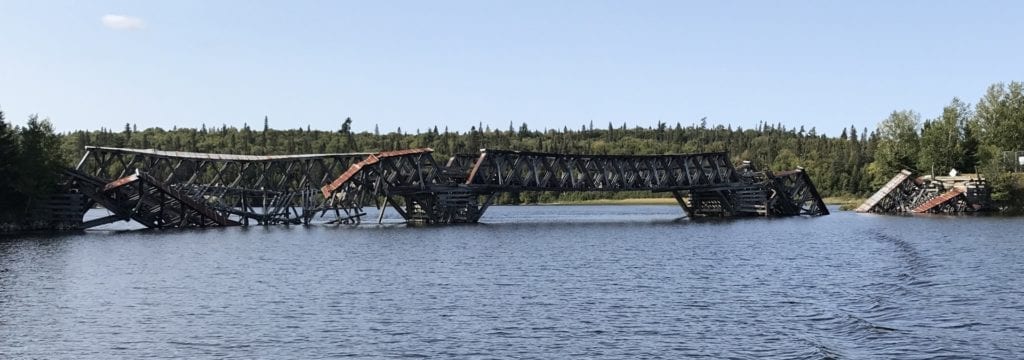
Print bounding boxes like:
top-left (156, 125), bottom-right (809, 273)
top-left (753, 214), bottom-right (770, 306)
top-left (1, 207), bottom-right (1023, 358)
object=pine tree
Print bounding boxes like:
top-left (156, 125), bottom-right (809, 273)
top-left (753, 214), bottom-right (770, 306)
top-left (15, 115), bottom-right (64, 209)
top-left (123, 122), bottom-right (133, 146)
top-left (261, 116), bottom-right (269, 153)
top-left (0, 109), bottom-right (23, 219)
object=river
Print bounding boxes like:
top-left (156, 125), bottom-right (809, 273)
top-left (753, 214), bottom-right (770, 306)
top-left (1, 206), bottom-right (1022, 359)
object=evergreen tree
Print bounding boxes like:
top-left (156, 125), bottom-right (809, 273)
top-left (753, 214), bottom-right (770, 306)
top-left (123, 122), bottom-right (133, 146)
top-left (340, 117), bottom-right (352, 133)
top-left (15, 115), bottom-right (64, 210)
top-left (0, 109), bottom-right (23, 219)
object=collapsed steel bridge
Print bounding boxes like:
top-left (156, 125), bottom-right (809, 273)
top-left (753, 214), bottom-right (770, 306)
top-left (61, 146), bottom-right (828, 229)
top-left (855, 170), bottom-right (993, 214)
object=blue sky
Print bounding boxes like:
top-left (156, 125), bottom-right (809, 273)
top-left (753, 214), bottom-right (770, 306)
top-left (1, 1), bottom-right (1022, 135)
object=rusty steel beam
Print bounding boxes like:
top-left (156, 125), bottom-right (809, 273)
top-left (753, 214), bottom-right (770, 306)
top-left (320, 148), bottom-right (487, 224)
top-left (856, 170), bottom-right (993, 214)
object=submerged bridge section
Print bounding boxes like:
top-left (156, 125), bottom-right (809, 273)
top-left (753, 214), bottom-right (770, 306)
top-left (462, 150), bottom-right (826, 217)
top-left (66, 146), bottom-right (829, 229)
top-left (318, 149), bottom-right (829, 224)
top-left (71, 146), bottom-right (371, 228)
top-left (855, 170), bottom-right (993, 214)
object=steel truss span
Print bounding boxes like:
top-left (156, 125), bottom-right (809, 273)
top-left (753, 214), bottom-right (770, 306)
top-left (66, 146), bottom-right (828, 229)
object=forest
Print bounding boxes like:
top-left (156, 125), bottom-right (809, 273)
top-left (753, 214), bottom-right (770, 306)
top-left (2, 81), bottom-right (1024, 221)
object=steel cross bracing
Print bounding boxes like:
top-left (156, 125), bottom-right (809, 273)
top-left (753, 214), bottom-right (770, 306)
top-left (74, 146), bottom-right (372, 227)
top-left (320, 149), bottom-right (830, 224)
top-left (319, 148), bottom-right (489, 224)
top-left (68, 146), bottom-right (829, 229)
top-left (65, 168), bottom-right (239, 229)
top-left (463, 150), bottom-right (740, 191)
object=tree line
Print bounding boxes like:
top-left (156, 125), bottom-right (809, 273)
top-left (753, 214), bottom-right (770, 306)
top-left (871, 82), bottom-right (1024, 208)
top-left (3, 81), bottom-right (1024, 220)
top-left (0, 111), bottom-right (66, 221)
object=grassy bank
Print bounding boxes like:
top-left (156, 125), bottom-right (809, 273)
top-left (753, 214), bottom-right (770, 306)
top-left (823, 196), bottom-right (864, 211)
top-left (548, 196), bottom-right (866, 209)
top-left (549, 197), bottom-right (678, 205)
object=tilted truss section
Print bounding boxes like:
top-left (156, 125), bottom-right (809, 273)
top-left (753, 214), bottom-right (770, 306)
top-left (320, 148), bottom-right (443, 197)
top-left (66, 169), bottom-right (238, 229)
top-left (855, 170), bottom-right (917, 213)
top-left (766, 169), bottom-right (830, 216)
top-left (72, 146), bottom-right (371, 228)
top-left (320, 148), bottom-right (491, 224)
top-left (912, 187), bottom-right (966, 213)
top-left (856, 170), bottom-right (993, 214)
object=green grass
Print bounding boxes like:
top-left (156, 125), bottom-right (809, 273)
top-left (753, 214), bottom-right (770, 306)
top-left (823, 196), bottom-right (865, 211)
top-left (547, 198), bottom-right (678, 205)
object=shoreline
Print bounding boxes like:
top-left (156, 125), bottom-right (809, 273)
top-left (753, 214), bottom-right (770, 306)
top-left (544, 198), bottom-right (678, 206)
top-left (0, 221), bottom-right (82, 236)
top-left (530, 196), bottom-right (866, 207)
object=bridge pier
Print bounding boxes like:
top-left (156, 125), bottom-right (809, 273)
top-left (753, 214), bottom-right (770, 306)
top-left (397, 189), bottom-right (493, 224)
top-left (666, 169), bottom-right (828, 218)
top-left (671, 188), bottom-right (767, 218)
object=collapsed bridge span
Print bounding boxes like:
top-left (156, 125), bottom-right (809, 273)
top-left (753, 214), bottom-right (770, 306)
top-left (65, 146), bottom-right (829, 229)
top-left (318, 149), bottom-right (829, 223)
top-left (855, 170), bottom-right (993, 214)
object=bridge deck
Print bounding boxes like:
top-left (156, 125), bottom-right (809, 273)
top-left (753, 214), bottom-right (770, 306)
top-left (856, 170), bottom-right (993, 214)
top-left (855, 170), bottom-right (914, 212)
top-left (912, 187), bottom-right (965, 213)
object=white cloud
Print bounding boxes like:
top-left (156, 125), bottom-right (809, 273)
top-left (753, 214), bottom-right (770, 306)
top-left (101, 14), bottom-right (145, 30)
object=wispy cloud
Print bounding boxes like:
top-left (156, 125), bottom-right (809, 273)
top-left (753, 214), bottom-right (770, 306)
top-left (101, 14), bottom-right (145, 30)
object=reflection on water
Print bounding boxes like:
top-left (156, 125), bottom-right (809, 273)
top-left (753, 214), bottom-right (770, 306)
top-left (2, 206), bottom-right (1022, 358)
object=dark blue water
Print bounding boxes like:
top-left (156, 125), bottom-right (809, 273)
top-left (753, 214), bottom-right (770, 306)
top-left (2, 206), bottom-right (1023, 359)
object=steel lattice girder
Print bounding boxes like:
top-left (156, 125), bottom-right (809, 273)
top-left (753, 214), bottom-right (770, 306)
top-left (75, 147), bottom-right (373, 226)
top-left (65, 169), bottom-right (239, 229)
top-left (768, 170), bottom-right (830, 216)
top-left (319, 148), bottom-right (830, 222)
top-left (77, 146), bottom-right (370, 193)
top-left (463, 149), bottom-right (740, 191)
top-left (74, 146), bottom-right (830, 226)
